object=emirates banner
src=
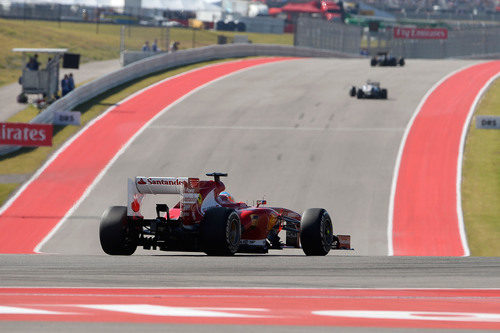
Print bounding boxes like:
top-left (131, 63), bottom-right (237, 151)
top-left (394, 27), bottom-right (448, 39)
top-left (0, 123), bottom-right (53, 146)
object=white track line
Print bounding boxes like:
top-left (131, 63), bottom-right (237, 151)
top-left (387, 63), bottom-right (479, 256)
top-left (149, 125), bottom-right (405, 132)
top-left (1, 286), bottom-right (499, 290)
top-left (33, 58), bottom-right (293, 253)
top-left (456, 72), bottom-right (500, 257)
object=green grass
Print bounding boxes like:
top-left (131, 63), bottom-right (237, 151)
top-left (0, 18), bottom-right (293, 86)
top-left (0, 183), bottom-right (19, 205)
top-left (462, 78), bottom-right (500, 256)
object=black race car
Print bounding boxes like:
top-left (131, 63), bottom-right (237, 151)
top-left (370, 52), bottom-right (405, 67)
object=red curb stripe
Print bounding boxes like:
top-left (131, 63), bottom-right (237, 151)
top-left (0, 288), bottom-right (498, 329)
top-left (0, 58), bottom-right (292, 254)
top-left (392, 60), bottom-right (500, 256)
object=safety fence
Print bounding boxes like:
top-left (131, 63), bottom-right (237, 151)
top-left (295, 17), bottom-right (363, 56)
top-left (0, 43), bottom-right (358, 156)
top-left (295, 17), bottom-right (500, 59)
top-left (391, 27), bottom-right (500, 59)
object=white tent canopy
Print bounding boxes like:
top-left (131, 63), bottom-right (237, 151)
top-left (141, 0), bottom-right (222, 11)
top-left (8, 0), bottom-right (223, 11)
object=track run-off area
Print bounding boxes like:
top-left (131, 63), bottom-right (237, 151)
top-left (0, 57), bottom-right (499, 331)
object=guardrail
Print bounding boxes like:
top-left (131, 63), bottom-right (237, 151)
top-left (0, 44), bottom-right (359, 156)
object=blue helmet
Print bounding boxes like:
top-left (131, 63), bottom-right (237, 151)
top-left (218, 191), bottom-right (234, 203)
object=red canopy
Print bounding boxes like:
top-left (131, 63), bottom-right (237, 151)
top-left (281, 1), bottom-right (322, 13)
top-left (268, 7), bottom-right (283, 15)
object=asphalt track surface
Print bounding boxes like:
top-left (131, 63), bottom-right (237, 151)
top-left (41, 58), bottom-right (479, 256)
top-left (1, 58), bottom-right (499, 332)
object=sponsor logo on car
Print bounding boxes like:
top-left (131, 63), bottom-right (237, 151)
top-left (138, 178), bottom-right (184, 186)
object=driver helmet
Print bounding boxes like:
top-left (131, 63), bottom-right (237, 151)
top-left (218, 191), bottom-right (234, 203)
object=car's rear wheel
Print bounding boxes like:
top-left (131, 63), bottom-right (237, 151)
top-left (200, 207), bottom-right (241, 256)
top-left (300, 208), bottom-right (334, 256)
top-left (357, 89), bottom-right (364, 99)
top-left (99, 206), bottom-right (137, 255)
top-left (399, 58), bottom-right (405, 66)
top-left (370, 58), bottom-right (377, 66)
top-left (350, 86), bottom-right (356, 97)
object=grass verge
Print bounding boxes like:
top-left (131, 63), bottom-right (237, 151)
top-left (0, 18), bottom-right (293, 87)
top-left (0, 183), bottom-right (19, 205)
top-left (0, 57), bottom-right (242, 202)
top-left (462, 78), bottom-right (500, 256)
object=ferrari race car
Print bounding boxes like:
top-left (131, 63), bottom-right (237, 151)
top-left (350, 80), bottom-right (388, 99)
top-left (370, 52), bottom-right (405, 67)
top-left (99, 173), bottom-right (351, 256)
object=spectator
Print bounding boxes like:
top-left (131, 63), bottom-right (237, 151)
top-left (61, 74), bottom-right (70, 96)
top-left (142, 41), bottom-right (151, 52)
top-left (68, 73), bottom-right (75, 92)
top-left (170, 41), bottom-right (180, 52)
top-left (26, 54), bottom-right (40, 71)
top-left (32, 54), bottom-right (40, 70)
top-left (152, 39), bottom-right (158, 52)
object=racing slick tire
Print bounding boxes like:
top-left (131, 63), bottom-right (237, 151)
top-left (300, 208), bottom-right (334, 256)
top-left (200, 207), bottom-right (241, 256)
top-left (99, 206), bottom-right (137, 255)
top-left (370, 58), bottom-right (377, 66)
top-left (399, 58), bottom-right (405, 66)
top-left (350, 86), bottom-right (356, 97)
top-left (357, 89), bottom-right (364, 99)
top-left (381, 89), bottom-right (388, 99)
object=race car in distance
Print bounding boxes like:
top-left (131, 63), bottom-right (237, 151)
top-left (370, 52), bottom-right (405, 67)
top-left (350, 80), bottom-right (388, 99)
top-left (99, 173), bottom-right (351, 256)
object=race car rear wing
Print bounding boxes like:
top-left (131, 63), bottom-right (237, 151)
top-left (127, 176), bottom-right (198, 217)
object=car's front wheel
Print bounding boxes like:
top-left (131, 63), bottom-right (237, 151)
top-left (300, 208), bottom-right (334, 256)
top-left (99, 206), bottom-right (137, 255)
top-left (381, 89), bottom-right (388, 99)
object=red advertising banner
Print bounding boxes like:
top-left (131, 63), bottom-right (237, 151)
top-left (394, 27), bottom-right (448, 39)
top-left (0, 123), bottom-right (53, 146)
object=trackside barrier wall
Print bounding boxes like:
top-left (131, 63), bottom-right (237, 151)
top-left (295, 16), bottom-right (500, 59)
top-left (391, 27), bottom-right (500, 59)
top-left (295, 17), bottom-right (363, 56)
top-left (0, 44), bottom-right (358, 156)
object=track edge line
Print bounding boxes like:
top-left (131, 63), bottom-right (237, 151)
top-left (456, 69), bottom-right (500, 257)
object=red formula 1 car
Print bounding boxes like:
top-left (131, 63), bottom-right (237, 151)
top-left (99, 173), bottom-right (351, 256)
